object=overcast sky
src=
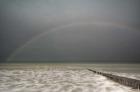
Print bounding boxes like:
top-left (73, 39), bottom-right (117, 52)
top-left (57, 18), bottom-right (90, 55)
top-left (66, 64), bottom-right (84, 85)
top-left (1, 0), bottom-right (140, 63)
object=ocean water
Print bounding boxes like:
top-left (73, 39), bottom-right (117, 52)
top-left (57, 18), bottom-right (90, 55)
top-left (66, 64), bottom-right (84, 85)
top-left (0, 64), bottom-right (140, 92)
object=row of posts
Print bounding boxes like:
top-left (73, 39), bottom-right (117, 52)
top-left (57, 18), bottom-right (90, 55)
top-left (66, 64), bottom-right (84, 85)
top-left (88, 69), bottom-right (140, 90)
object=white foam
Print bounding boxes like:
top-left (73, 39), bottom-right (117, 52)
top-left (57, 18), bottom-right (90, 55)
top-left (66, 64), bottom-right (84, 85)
top-left (0, 68), bottom-right (138, 92)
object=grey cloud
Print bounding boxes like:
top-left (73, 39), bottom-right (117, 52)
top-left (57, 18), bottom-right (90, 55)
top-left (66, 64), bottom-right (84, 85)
top-left (1, 0), bottom-right (140, 63)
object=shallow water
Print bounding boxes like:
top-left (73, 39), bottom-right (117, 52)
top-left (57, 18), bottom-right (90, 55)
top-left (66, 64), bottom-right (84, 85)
top-left (0, 64), bottom-right (139, 92)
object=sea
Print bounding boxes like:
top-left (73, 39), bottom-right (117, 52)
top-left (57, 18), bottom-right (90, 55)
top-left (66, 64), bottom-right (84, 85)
top-left (0, 63), bottom-right (140, 92)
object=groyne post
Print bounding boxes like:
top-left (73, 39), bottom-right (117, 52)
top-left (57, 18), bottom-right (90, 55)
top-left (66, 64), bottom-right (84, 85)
top-left (87, 69), bottom-right (140, 90)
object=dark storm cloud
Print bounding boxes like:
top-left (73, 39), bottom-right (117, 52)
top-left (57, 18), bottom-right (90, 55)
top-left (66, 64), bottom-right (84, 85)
top-left (7, 23), bottom-right (140, 63)
top-left (0, 0), bottom-right (140, 63)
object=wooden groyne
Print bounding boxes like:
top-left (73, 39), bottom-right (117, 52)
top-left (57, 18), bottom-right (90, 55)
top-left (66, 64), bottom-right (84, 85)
top-left (88, 69), bottom-right (140, 90)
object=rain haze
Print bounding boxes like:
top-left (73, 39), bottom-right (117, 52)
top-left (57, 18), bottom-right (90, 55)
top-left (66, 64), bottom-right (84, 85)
top-left (0, 0), bottom-right (140, 63)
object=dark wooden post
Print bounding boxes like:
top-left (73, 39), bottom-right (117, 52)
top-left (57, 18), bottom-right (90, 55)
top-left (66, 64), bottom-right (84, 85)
top-left (88, 69), bottom-right (140, 90)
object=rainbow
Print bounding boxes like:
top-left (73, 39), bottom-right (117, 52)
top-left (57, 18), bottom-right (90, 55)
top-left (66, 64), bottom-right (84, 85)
top-left (7, 21), bottom-right (139, 61)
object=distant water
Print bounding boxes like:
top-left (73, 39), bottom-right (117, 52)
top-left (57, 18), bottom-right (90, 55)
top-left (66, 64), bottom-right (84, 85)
top-left (0, 64), bottom-right (139, 92)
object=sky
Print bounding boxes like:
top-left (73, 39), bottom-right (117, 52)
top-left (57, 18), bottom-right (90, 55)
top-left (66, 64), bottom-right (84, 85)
top-left (1, 0), bottom-right (140, 63)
